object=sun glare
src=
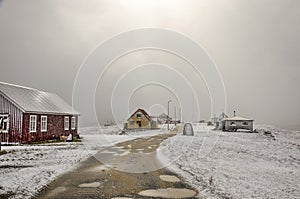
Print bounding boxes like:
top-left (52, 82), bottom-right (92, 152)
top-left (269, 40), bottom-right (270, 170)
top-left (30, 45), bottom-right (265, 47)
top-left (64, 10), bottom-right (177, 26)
top-left (120, 0), bottom-right (184, 12)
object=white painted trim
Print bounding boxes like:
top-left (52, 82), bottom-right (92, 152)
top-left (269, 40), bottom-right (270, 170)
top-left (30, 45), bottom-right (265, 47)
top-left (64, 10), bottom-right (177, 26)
top-left (71, 116), bottom-right (76, 130)
top-left (29, 115), bottom-right (37, 133)
top-left (0, 114), bottom-right (9, 133)
top-left (64, 116), bottom-right (69, 130)
top-left (41, 115), bottom-right (47, 132)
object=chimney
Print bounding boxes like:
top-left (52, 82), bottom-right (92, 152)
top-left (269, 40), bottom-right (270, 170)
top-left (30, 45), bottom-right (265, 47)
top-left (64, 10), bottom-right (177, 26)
top-left (233, 111), bottom-right (236, 117)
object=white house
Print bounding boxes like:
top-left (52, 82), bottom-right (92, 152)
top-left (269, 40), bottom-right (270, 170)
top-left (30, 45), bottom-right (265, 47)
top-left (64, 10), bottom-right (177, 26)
top-left (221, 116), bottom-right (254, 132)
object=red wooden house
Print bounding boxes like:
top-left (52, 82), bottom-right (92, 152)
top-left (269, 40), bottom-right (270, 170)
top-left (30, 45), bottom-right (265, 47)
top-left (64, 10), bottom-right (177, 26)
top-left (0, 82), bottom-right (80, 143)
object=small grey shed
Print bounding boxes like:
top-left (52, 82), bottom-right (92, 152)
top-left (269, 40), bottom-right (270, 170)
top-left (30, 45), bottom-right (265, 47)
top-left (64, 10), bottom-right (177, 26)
top-left (183, 123), bottom-right (194, 136)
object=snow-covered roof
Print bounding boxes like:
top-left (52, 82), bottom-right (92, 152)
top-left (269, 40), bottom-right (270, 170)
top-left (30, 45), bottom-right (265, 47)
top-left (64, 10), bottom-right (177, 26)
top-left (223, 116), bottom-right (253, 121)
top-left (128, 108), bottom-right (151, 121)
top-left (219, 112), bottom-right (228, 119)
top-left (0, 82), bottom-right (79, 115)
top-left (159, 113), bottom-right (168, 118)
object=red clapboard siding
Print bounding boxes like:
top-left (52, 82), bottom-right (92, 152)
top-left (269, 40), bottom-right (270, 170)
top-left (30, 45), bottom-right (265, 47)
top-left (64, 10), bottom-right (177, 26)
top-left (0, 92), bottom-right (79, 143)
top-left (0, 94), bottom-right (23, 143)
top-left (22, 114), bottom-right (78, 143)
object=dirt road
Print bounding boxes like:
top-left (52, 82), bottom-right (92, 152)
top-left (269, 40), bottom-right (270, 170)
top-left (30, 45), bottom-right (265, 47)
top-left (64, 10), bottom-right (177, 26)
top-left (34, 128), bottom-right (198, 199)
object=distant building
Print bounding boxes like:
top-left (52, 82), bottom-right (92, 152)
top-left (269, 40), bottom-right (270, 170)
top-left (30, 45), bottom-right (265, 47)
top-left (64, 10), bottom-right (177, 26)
top-left (157, 113), bottom-right (171, 124)
top-left (126, 109), bottom-right (158, 130)
top-left (211, 115), bottom-right (218, 124)
top-left (0, 82), bottom-right (79, 143)
top-left (212, 112), bottom-right (229, 129)
top-left (219, 112), bottom-right (229, 121)
top-left (103, 121), bottom-right (115, 126)
top-left (216, 112), bottom-right (229, 129)
top-left (221, 116), bottom-right (254, 132)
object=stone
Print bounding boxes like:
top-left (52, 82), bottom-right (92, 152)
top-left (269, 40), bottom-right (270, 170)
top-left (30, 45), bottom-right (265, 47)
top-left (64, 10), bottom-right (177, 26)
top-left (183, 123), bottom-right (194, 136)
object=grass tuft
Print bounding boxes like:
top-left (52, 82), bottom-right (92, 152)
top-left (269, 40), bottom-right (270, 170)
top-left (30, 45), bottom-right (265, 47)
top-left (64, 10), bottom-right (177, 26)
top-left (0, 150), bottom-right (7, 156)
top-left (0, 191), bottom-right (14, 199)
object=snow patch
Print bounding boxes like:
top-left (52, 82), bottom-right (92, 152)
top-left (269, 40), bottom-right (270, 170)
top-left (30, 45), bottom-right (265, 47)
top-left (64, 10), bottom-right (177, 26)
top-left (0, 125), bottom-right (169, 199)
top-left (138, 188), bottom-right (197, 198)
top-left (78, 182), bottom-right (102, 188)
top-left (159, 175), bottom-right (181, 182)
top-left (158, 123), bottom-right (300, 199)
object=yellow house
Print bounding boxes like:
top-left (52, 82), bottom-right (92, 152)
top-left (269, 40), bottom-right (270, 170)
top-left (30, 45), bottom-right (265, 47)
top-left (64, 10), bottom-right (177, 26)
top-left (127, 109), bottom-right (157, 129)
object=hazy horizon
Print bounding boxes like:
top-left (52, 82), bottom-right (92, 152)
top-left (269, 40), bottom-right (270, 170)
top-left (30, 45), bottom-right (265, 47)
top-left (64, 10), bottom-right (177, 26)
top-left (0, 0), bottom-right (299, 130)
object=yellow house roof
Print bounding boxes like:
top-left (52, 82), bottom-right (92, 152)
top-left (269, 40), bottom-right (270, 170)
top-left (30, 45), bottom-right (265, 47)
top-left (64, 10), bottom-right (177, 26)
top-left (127, 108), bottom-right (151, 121)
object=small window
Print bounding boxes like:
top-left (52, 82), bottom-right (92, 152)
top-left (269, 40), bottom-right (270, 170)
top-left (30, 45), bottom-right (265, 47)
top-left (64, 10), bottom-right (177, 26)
top-left (243, 121), bottom-right (248, 125)
top-left (136, 113), bottom-right (142, 118)
top-left (230, 121), bottom-right (235, 125)
top-left (64, 116), bottom-right (69, 130)
top-left (71, 116), bottom-right (76, 130)
top-left (130, 121), bottom-right (134, 125)
top-left (30, 115), bottom-right (37, 132)
top-left (41, 116), bottom-right (47, 132)
top-left (0, 115), bottom-right (9, 132)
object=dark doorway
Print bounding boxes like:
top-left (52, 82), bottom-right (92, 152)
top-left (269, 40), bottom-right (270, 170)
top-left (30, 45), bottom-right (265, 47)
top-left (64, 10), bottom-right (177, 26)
top-left (137, 121), bottom-right (142, 128)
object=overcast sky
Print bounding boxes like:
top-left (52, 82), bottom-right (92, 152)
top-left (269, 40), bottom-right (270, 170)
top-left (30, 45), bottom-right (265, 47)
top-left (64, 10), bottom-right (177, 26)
top-left (0, 0), bottom-right (299, 130)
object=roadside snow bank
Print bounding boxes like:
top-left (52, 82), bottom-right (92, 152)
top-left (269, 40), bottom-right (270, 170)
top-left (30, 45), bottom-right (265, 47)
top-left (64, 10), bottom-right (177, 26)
top-left (159, 123), bottom-right (300, 199)
top-left (0, 142), bottom-right (91, 199)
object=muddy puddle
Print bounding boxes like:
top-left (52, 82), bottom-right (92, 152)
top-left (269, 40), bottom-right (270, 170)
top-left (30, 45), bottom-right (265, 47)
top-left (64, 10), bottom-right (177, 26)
top-left (139, 188), bottom-right (197, 198)
top-left (78, 182), bottom-right (102, 188)
top-left (159, 174), bottom-right (181, 182)
top-left (111, 197), bottom-right (133, 199)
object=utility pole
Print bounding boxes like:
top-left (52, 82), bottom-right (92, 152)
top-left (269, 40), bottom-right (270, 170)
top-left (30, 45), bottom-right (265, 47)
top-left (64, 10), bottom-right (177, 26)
top-left (174, 106), bottom-right (177, 126)
top-left (179, 107), bottom-right (181, 123)
top-left (174, 107), bottom-right (176, 121)
top-left (167, 100), bottom-right (171, 130)
top-left (192, 97), bottom-right (194, 122)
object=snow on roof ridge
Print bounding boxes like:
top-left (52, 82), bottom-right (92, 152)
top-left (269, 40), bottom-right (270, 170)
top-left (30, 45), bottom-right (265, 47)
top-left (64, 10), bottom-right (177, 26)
top-left (0, 81), bottom-right (52, 94)
top-left (0, 81), bottom-right (79, 115)
top-left (223, 116), bottom-right (254, 121)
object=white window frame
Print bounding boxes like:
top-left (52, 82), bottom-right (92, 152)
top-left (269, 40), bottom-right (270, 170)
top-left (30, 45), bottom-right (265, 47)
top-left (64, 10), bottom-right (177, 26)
top-left (136, 113), bottom-right (142, 118)
top-left (0, 114), bottom-right (9, 133)
top-left (64, 116), bottom-right (69, 130)
top-left (71, 116), bottom-right (76, 130)
top-left (29, 115), bottom-right (37, 133)
top-left (41, 116), bottom-right (47, 132)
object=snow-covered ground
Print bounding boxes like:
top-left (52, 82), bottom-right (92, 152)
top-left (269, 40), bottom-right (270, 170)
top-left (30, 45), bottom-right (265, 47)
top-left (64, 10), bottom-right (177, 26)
top-left (80, 124), bottom-right (172, 152)
top-left (158, 123), bottom-right (300, 199)
top-left (0, 125), bottom-right (169, 199)
top-left (2, 123), bottom-right (298, 199)
top-left (0, 142), bottom-right (91, 199)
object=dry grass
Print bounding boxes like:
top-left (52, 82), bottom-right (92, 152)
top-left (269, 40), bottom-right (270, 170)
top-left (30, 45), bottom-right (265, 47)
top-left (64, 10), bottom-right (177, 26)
top-left (0, 150), bottom-right (7, 156)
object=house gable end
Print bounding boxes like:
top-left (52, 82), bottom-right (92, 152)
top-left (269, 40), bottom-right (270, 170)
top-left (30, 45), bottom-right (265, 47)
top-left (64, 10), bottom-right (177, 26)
top-left (0, 91), bottom-right (25, 113)
top-left (128, 108), bottom-right (151, 121)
